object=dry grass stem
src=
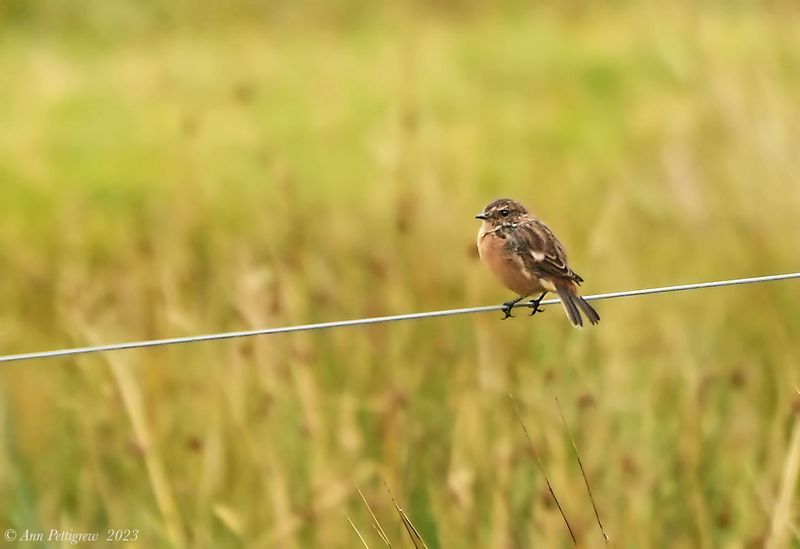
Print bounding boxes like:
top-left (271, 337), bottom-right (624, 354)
top-left (347, 514), bottom-right (371, 549)
top-left (555, 396), bottom-right (610, 545)
top-left (357, 486), bottom-right (392, 547)
top-left (383, 481), bottom-right (429, 549)
top-left (509, 394), bottom-right (577, 545)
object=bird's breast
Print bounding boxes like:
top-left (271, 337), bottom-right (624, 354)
top-left (477, 229), bottom-right (544, 296)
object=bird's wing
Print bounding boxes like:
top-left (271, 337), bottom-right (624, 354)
top-left (506, 220), bottom-right (584, 284)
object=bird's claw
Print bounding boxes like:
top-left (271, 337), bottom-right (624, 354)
top-left (501, 299), bottom-right (521, 320)
top-left (528, 304), bottom-right (545, 316)
top-left (528, 294), bottom-right (547, 316)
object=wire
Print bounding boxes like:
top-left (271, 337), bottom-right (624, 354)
top-left (0, 272), bottom-right (797, 364)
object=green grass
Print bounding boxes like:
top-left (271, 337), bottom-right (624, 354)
top-left (1, 4), bottom-right (799, 547)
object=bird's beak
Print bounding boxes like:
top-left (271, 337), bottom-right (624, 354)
top-left (475, 213), bottom-right (487, 220)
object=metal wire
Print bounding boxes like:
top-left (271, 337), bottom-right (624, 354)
top-left (0, 272), bottom-right (797, 364)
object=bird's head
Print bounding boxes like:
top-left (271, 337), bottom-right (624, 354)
top-left (475, 198), bottom-right (529, 225)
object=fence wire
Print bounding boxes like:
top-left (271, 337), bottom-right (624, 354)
top-left (0, 272), bottom-right (797, 364)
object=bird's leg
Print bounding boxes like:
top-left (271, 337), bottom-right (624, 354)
top-left (501, 296), bottom-right (524, 320)
top-left (528, 292), bottom-right (547, 316)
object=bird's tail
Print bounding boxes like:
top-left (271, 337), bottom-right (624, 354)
top-left (555, 282), bottom-right (600, 328)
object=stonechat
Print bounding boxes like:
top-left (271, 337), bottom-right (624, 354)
top-left (476, 198), bottom-right (600, 327)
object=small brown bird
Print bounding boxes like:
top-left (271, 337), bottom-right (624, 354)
top-left (476, 198), bottom-right (600, 327)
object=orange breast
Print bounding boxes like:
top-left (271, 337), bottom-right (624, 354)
top-left (477, 230), bottom-right (545, 296)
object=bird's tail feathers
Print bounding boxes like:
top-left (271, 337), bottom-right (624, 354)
top-left (555, 282), bottom-right (600, 328)
top-left (576, 295), bottom-right (600, 326)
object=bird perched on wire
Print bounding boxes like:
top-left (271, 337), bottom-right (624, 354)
top-left (475, 198), bottom-right (600, 327)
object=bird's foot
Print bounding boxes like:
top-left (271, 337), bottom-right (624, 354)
top-left (501, 298), bottom-right (523, 320)
top-left (528, 293), bottom-right (547, 316)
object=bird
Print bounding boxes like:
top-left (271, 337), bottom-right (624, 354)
top-left (475, 198), bottom-right (600, 327)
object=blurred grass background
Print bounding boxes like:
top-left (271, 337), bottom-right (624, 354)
top-left (1, 1), bottom-right (799, 547)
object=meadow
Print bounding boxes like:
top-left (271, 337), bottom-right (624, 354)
top-left (1, 2), bottom-right (799, 547)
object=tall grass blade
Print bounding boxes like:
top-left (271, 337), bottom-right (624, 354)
top-left (347, 515), bottom-right (371, 548)
top-left (509, 394), bottom-right (577, 546)
top-left (357, 486), bottom-right (392, 547)
top-left (555, 396), bottom-right (610, 545)
top-left (383, 481), bottom-right (429, 549)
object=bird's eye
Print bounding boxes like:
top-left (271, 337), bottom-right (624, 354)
top-left (500, 209), bottom-right (510, 217)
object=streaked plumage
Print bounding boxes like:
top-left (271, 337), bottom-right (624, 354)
top-left (476, 198), bottom-right (599, 327)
